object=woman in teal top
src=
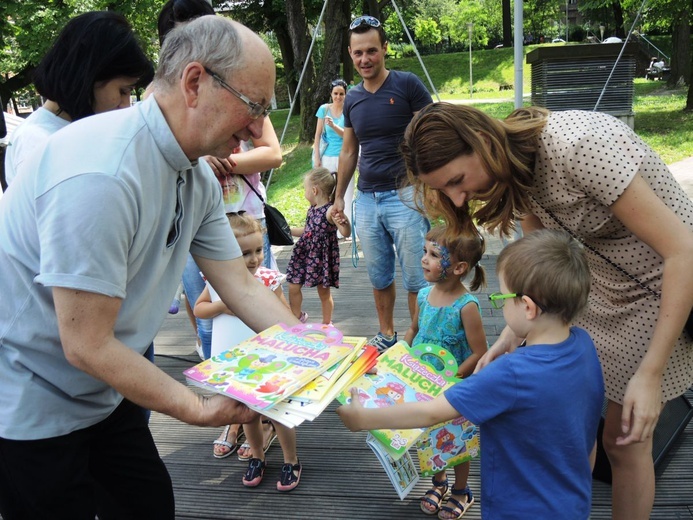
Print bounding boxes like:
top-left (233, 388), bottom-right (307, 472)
top-left (314, 79), bottom-right (353, 235)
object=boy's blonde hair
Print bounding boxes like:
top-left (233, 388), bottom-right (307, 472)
top-left (497, 229), bottom-right (590, 324)
top-left (227, 212), bottom-right (263, 238)
top-left (426, 225), bottom-right (486, 291)
top-left (306, 167), bottom-right (337, 203)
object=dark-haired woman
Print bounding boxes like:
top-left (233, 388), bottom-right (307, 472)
top-left (402, 102), bottom-right (693, 520)
top-left (313, 79), bottom-right (354, 236)
top-left (4, 11), bottom-right (153, 186)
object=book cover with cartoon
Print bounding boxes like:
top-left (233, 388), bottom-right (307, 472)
top-left (289, 336), bottom-right (367, 403)
top-left (416, 416), bottom-right (480, 477)
top-left (183, 323), bottom-right (356, 411)
top-left (336, 341), bottom-right (460, 460)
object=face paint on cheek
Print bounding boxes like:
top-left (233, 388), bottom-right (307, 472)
top-left (432, 241), bottom-right (451, 280)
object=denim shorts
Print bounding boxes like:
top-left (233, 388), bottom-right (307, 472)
top-left (354, 186), bottom-right (430, 292)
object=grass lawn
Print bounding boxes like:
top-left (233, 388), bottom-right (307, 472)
top-left (267, 50), bottom-right (692, 226)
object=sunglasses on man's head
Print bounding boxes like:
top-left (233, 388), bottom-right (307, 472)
top-left (349, 15), bottom-right (381, 31)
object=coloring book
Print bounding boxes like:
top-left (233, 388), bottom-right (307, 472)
top-left (184, 323), bottom-right (356, 412)
top-left (366, 433), bottom-right (420, 500)
top-left (273, 344), bottom-right (379, 422)
top-left (289, 336), bottom-right (367, 403)
top-left (336, 341), bottom-right (461, 460)
top-left (416, 415), bottom-right (480, 477)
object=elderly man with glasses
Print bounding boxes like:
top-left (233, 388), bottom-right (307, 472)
top-left (334, 15), bottom-right (433, 353)
top-left (0, 16), bottom-right (298, 520)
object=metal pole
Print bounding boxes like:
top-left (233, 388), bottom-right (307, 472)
top-left (391, 0), bottom-right (440, 101)
top-left (594, 0), bottom-right (648, 111)
top-left (467, 23), bottom-right (473, 99)
top-left (514, 0), bottom-right (524, 108)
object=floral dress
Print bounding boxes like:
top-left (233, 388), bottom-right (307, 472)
top-left (286, 204), bottom-right (340, 288)
top-left (413, 286), bottom-right (481, 369)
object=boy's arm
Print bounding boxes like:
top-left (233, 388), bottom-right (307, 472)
top-left (456, 301), bottom-right (487, 378)
top-left (336, 388), bottom-right (459, 432)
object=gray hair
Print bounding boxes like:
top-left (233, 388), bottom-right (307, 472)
top-left (155, 16), bottom-right (244, 87)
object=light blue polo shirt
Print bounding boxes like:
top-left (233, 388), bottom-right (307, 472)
top-left (0, 96), bottom-right (239, 440)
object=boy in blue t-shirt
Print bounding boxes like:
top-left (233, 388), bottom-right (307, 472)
top-left (337, 229), bottom-right (604, 519)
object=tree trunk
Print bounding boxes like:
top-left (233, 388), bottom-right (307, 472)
top-left (669, 8), bottom-right (691, 88)
top-left (285, 0), bottom-right (315, 142)
top-left (305, 0), bottom-right (350, 140)
top-left (684, 39), bottom-right (693, 112)
top-left (612, 0), bottom-right (625, 38)
top-left (0, 66), bottom-right (35, 113)
top-left (502, 0), bottom-right (512, 47)
top-left (341, 0), bottom-right (353, 85)
top-left (275, 26), bottom-right (299, 105)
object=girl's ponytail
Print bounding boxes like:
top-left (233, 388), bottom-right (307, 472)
top-left (468, 263), bottom-right (486, 292)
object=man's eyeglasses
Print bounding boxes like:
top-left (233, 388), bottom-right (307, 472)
top-left (349, 15), bottom-right (381, 31)
top-left (488, 292), bottom-right (547, 312)
top-left (204, 67), bottom-right (270, 120)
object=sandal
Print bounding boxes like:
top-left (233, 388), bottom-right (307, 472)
top-left (420, 477), bottom-right (450, 515)
top-left (242, 458), bottom-right (266, 487)
top-left (276, 459), bottom-right (302, 492)
top-left (212, 425), bottom-right (243, 459)
top-left (237, 421), bottom-right (277, 461)
top-left (438, 486), bottom-right (474, 520)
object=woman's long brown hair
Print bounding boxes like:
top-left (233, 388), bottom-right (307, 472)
top-left (403, 103), bottom-right (548, 237)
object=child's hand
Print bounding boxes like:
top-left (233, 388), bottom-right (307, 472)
top-left (204, 155), bottom-right (237, 179)
top-left (335, 387), bottom-right (366, 431)
top-left (328, 205), bottom-right (348, 226)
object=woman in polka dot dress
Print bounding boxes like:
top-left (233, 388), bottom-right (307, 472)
top-left (286, 167), bottom-right (351, 325)
top-left (401, 103), bottom-right (693, 520)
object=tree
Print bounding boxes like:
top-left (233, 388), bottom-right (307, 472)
top-left (284, 0), bottom-right (349, 142)
top-left (0, 0), bottom-right (161, 111)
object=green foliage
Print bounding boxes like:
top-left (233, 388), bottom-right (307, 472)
top-left (414, 18), bottom-right (442, 47)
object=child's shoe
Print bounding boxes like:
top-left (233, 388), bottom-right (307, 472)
top-left (367, 332), bottom-right (398, 353)
top-left (242, 458), bottom-right (266, 487)
top-left (299, 312), bottom-right (309, 323)
top-left (276, 460), bottom-right (302, 492)
top-left (438, 486), bottom-right (474, 519)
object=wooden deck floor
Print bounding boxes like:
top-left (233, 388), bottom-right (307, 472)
top-left (151, 249), bottom-right (693, 519)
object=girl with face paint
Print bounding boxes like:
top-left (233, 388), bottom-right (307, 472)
top-left (403, 225), bottom-right (488, 519)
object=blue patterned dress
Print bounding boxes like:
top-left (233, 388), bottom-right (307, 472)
top-left (413, 286), bottom-right (481, 368)
top-left (286, 204), bottom-right (340, 288)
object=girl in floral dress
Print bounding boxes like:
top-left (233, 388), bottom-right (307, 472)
top-left (286, 167), bottom-right (351, 325)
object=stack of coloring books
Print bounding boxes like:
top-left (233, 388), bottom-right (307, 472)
top-left (183, 323), bottom-right (377, 428)
top-left (336, 341), bottom-right (480, 499)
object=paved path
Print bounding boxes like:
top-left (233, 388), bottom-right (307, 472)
top-left (669, 156), bottom-right (693, 199)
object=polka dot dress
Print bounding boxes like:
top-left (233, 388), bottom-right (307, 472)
top-left (529, 110), bottom-right (693, 404)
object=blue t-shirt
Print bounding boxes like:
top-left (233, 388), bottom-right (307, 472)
top-left (444, 327), bottom-right (604, 520)
top-left (344, 70), bottom-right (432, 192)
top-left (315, 104), bottom-right (344, 158)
